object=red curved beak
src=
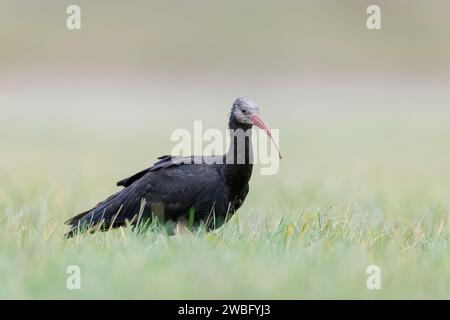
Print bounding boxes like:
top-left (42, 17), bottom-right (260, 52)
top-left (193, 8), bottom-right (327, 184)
top-left (252, 114), bottom-right (282, 159)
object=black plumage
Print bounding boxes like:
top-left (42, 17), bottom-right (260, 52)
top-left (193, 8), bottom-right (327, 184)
top-left (64, 97), bottom-right (280, 238)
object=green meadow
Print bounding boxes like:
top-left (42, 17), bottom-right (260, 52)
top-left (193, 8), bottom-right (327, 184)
top-left (1, 103), bottom-right (449, 299)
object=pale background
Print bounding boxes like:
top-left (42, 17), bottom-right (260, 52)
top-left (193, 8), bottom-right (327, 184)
top-left (1, 1), bottom-right (450, 299)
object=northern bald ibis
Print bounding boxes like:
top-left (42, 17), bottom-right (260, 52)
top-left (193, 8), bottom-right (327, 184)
top-left (65, 97), bottom-right (281, 238)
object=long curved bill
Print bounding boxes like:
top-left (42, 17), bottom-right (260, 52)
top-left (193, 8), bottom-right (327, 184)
top-left (252, 114), bottom-right (282, 159)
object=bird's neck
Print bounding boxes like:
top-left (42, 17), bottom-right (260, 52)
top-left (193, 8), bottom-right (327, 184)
top-left (223, 118), bottom-right (254, 190)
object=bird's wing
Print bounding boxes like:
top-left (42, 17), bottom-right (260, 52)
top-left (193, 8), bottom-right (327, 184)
top-left (116, 155), bottom-right (222, 187)
top-left (116, 155), bottom-right (190, 187)
top-left (114, 161), bottom-right (226, 224)
top-left (67, 158), bottom-right (225, 237)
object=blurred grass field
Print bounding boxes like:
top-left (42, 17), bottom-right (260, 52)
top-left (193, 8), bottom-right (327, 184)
top-left (1, 87), bottom-right (450, 299)
top-left (1, 0), bottom-right (450, 300)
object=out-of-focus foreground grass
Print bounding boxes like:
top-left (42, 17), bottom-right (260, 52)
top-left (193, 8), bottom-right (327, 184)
top-left (1, 99), bottom-right (449, 299)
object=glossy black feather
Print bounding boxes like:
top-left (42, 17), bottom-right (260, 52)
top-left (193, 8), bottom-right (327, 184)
top-left (65, 157), bottom-right (249, 237)
top-left (65, 97), bottom-right (260, 238)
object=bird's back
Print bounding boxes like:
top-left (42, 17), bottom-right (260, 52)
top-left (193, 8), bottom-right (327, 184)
top-left (65, 158), bottom-right (232, 237)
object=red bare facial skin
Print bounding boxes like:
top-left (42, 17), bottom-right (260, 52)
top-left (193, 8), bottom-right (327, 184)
top-left (252, 114), bottom-right (282, 159)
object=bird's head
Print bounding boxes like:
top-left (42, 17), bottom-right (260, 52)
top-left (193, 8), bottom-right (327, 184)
top-left (230, 96), bottom-right (260, 126)
top-left (229, 97), bottom-right (282, 159)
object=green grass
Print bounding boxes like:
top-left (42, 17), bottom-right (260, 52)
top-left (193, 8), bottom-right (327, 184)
top-left (1, 107), bottom-right (450, 299)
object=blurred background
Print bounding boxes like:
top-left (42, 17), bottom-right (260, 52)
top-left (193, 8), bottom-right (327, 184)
top-left (2, 0), bottom-right (450, 208)
top-left (2, 0), bottom-right (450, 172)
top-left (1, 1), bottom-right (450, 298)
top-left (2, 0), bottom-right (449, 114)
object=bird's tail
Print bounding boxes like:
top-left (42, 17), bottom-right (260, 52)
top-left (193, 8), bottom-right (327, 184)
top-left (64, 191), bottom-right (127, 238)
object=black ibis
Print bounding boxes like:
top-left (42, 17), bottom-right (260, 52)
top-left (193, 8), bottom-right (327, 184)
top-left (65, 97), bottom-right (281, 238)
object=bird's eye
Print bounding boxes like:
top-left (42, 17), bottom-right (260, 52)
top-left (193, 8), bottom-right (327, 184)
top-left (242, 109), bottom-right (247, 114)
